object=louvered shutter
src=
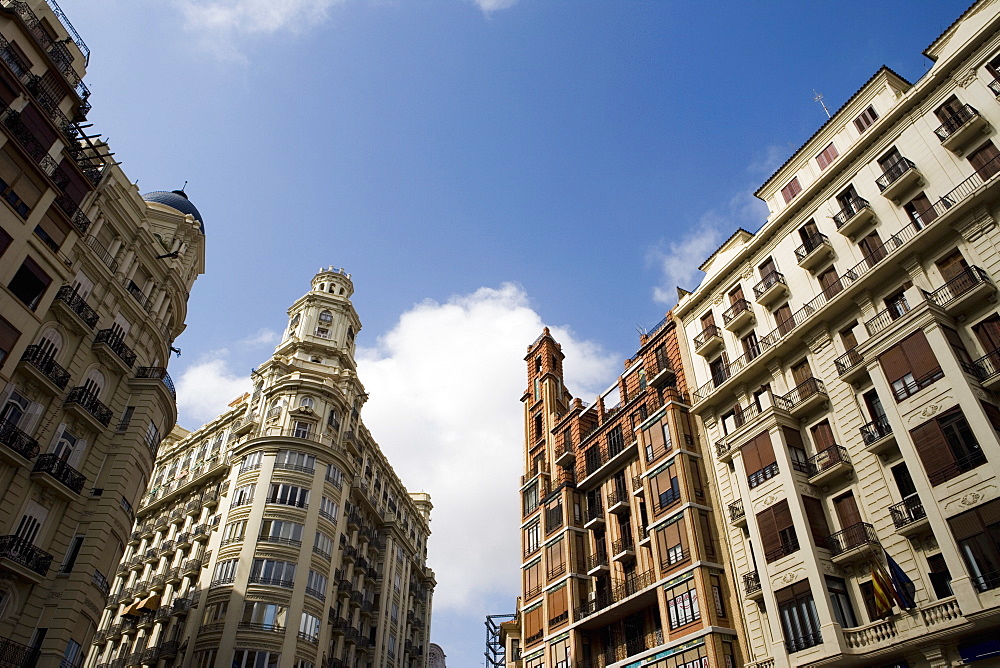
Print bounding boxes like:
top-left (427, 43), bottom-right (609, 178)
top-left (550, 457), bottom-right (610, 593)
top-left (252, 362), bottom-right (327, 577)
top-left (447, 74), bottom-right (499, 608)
top-left (902, 331), bottom-right (940, 380)
top-left (834, 493), bottom-right (863, 529)
top-left (757, 431), bottom-right (777, 469)
top-left (757, 506), bottom-right (780, 563)
top-left (879, 345), bottom-right (911, 385)
top-left (802, 496), bottom-right (831, 549)
top-left (910, 419), bottom-right (956, 486)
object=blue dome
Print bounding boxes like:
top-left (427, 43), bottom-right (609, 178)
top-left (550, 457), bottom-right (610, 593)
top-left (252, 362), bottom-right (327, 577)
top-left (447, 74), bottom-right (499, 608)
top-left (142, 190), bottom-right (204, 233)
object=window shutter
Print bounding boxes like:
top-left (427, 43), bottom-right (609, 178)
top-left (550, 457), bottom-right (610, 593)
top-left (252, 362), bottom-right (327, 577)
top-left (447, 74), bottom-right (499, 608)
top-left (782, 426), bottom-right (805, 451)
top-left (741, 439), bottom-right (761, 477)
top-left (981, 401), bottom-right (1000, 433)
top-left (18, 104), bottom-right (57, 152)
top-left (643, 421), bottom-right (665, 456)
top-left (756, 506), bottom-right (780, 563)
top-left (974, 315), bottom-right (1000, 352)
top-left (879, 345), bottom-right (911, 384)
top-left (802, 496), bottom-right (831, 548)
top-left (548, 586), bottom-right (568, 619)
top-left (910, 419), bottom-right (956, 486)
top-left (948, 509), bottom-right (985, 541)
top-left (902, 331), bottom-right (940, 380)
top-left (833, 493), bottom-right (863, 529)
top-left (0, 316), bottom-right (20, 359)
top-left (978, 498), bottom-right (1000, 525)
top-left (811, 421), bottom-right (835, 449)
top-left (524, 605), bottom-right (543, 641)
top-left (757, 431), bottom-right (777, 469)
top-left (773, 499), bottom-right (794, 535)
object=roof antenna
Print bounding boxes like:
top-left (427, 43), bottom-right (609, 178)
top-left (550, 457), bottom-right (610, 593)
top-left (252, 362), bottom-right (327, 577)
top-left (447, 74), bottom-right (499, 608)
top-left (813, 90), bottom-right (831, 119)
top-left (179, 180), bottom-right (188, 193)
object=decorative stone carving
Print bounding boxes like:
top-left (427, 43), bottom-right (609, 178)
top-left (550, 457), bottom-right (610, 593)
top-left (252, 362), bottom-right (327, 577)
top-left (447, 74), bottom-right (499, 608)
top-left (955, 68), bottom-right (978, 88)
top-left (944, 484), bottom-right (997, 511)
top-left (758, 494), bottom-right (780, 509)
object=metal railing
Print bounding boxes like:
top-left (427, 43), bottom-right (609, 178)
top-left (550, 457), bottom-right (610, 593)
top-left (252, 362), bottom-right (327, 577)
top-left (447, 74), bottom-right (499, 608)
top-left (19, 345), bottom-right (70, 388)
top-left (748, 462), bottom-right (779, 489)
top-left (876, 157), bottom-right (916, 191)
top-left (794, 232), bottom-right (829, 262)
top-left (934, 104), bottom-right (980, 141)
top-left (65, 386), bottom-right (112, 426)
top-left (722, 298), bottom-right (751, 326)
top-left (889, 496), bottom-right (926, 529)
top-left (865, 298), bottom-right (910, 336)
top-left (94, 329), bottom-right (137, 367)
top-left (753, 271), bottom-right (786, 299)
top-left (835, 348), bottom-right (864, 377)
top-left (803, 444), bottom-right (849, 478)
top-left (927, 266), bottom-right (991, 308)
top-left (743, 570), bottom-right (761, 596)
top-left (974, 348), bottom-right (1000, 382)
top-left (0, 418), bottom-right (40, 460)
top-left (861, 415), bottom-right (892, 446)
top-left (833, 197), bottom-right (872, 229)
top-left (764, 537), bottom-right (799, 563)
top-left (928, 450), bottom-right (987, 486)
top-left (827, 522), bottom-right (878, 557)
top-left (0, 534), bottom-right (52, 575)
top-left (728, 499), bottom-right (745, 523)
top-left (891, 367), bottom-right (945, 402)
top-left (54, 285), bottom-right (98, 327)
top-left (134, 367), bottom-right (176, 398)
top-left (33, 453), bottom-right (85, 493)
top-left (786, 631), bottom-right (823, 654)
top-left (0, 638), bottom-right (39, 667)
top-left (773, 377), bottom-right (825, 412)
top-left (693, 324), bottom-right (721, 349)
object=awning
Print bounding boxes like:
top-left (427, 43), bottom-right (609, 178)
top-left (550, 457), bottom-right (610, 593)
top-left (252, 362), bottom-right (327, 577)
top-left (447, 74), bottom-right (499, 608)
top-left (120, 601), bottom-right (139, 616)
top-left (138, 594), bottom-right (161, 610)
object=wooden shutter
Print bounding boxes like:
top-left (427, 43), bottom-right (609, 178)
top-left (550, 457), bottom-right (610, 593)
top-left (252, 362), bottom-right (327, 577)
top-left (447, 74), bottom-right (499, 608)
top-left (741, 439), bottom-right (761, 477)
top-left (524, 606), bottom-right (544, 642)
top-left (0, 315), bottom-right (19, 358)
top-left (802, 496), bottom-right (831, 548)
top-left (782, 427), bottom-right (805, 452)
top-left (547, 539), bottom-right (565, 575)
top-left (819, 267), bottom-right (842, 298)
top-left (974, 314), bottom-right (1000, 352)
top-left (22, 256), bottom-right (51, 288)
top-left (791, 360), bottom-right (812, 386)
top-left (699, 511), bottom-right (716, 559)
top-left (834, 493), bottom-right (863, 529)
top-left (757, 431), bottom-right (777, 469)
top-left (969, 141), bottom-right (1000, 180)
top-left (757, 506), bottom-right (780, 563)
top-left (936, 250), bottom-right (968, 281)
top-left (775, 304), bottom-right (794, 335)
top-left (901, 331), bottom-right (939, 381)
top-left (911, 418), bottom-right (956, 486)
top-left (730, 286), bottom-right (745, 303)
top-left (57, 158), bottom-right (91, 207)
top-left (948, 508), bottom-right (985, 541)
top-left (980, 498), bottom-right (1000, 525)
top-left (547, 586), bottom-right (568, 622)
top-left (879, 344), bottom-right (912, 385)
top-left (643, 421), bottom-right (666, 457)
top-left (689, 458), bottom-right (704, 500)
top-left (18, 104), bottom-right (57, 154)
top-left (775, 578), bottom-right (811, 604)
top-left (811, 421), bottom-right (835, 449)
top-left (862, 232), bottom-right (886, 265)
top-left (0, 72), bottom-right (17, 105)
top-left (774, 499), bottom-right (794, 536)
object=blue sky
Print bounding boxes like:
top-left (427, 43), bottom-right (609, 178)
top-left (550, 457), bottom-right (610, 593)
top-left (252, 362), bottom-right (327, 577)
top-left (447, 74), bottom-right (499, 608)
top-left (59, 0), bottom-right (970, 665)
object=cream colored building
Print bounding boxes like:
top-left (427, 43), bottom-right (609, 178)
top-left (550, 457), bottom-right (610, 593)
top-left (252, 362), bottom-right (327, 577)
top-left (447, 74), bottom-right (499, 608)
top-left (88, 267), bottom-right (435, 668)
top-left (675, 1), bottom-right (1000, 665)
top-left (0, 1), bottom-right (206, 664)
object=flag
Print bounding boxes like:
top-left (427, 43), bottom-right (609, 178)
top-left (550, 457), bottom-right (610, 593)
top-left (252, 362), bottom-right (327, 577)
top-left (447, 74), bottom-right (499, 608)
top-left (870, 560), bottom-right (895, 617)
top-left (885, 550), bottom-right (917, 609)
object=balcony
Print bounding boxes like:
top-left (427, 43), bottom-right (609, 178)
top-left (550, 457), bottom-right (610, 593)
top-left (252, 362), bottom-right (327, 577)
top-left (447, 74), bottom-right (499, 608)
top-left (0, 639), bottom-right (38, 668)
top-left (876, 157), bottom-right (922, 203)
top-left (934, 104), bottom-right (989, 153)
top-left (93, 329), bottom-right (137, 370)
top-left (828, 522), bottom-right (879, 563)
top-left (860, 415), bottom-right (895, 453)
top-left (0, 535), bottom-right (53, 581)
top-left (833, 197), bottom-right (876, 239)
top-left (728, 499), bottom-right (746, 526)
top-left (786, 632), bottom-right (823, 654)
top-left (586, 551), bottom-right (609, 575)
top-left (773, 377), bottom-right (827, 417)
top-left (693, 324), bottom-right (724, 357)
top-left (974, 349), bottom-right (1000, 389)
top-left (52, 285), bottom-right (98, 332)
top-left (748, 462), bottom-right (779, 489)
top-left (753, 271), bottom-right (787, 305)
top-left (606, 489), bottom-right (630, 515)
top-left (722, 298), bottom-right (754, 331)
top-left (648, 351), bottom-right (676, 388)
top-left (611, 537), bottom-right (635, 562)
top-left (927, 266), bottom-right (994, 315)
top-left (889, 496), bottom-right (929, 536)
top-left (18, 345), bottom-right (70, 392)
top-left (794, 233), bottom-right (834, 272)
top-left (835, 347), bottom-right (867, 384)
top-left (554, 441), bottom-right (574, 467)
top-left (132, 367), bottom-right (176, 399)
top-left (865, 298), bottom-right (910, 337)
top-left (0, 418), bottom-right (40, 462)
top-left (31, 453), bottom-right (85, 496)
top-left (764, 537), bottom-right (799, 563)
top-left (743, 570), bottom-right (763, 599)
top-left (804, 445), bottom-right (851, 484)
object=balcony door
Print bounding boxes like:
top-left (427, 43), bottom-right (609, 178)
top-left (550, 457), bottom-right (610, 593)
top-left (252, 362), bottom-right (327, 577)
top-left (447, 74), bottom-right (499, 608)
top-left (974, 314), bottom-right (1000, 353)
top-left (834, 492), bottom-right (863, 531)
top-left (791, 359), bottom-right (812, 388)
top-left (836, 185), bottom-right (861, 213)
top-left (969, 141), bottom-right (1000, 181)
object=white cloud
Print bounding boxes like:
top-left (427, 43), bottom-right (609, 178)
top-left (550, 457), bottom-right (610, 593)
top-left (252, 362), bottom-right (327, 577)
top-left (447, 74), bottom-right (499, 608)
top-left (356, 283), bottom-right (617, 612)
top-left (237, 328), bottom-right (279, 348)
top-left (473, 0), bottom-right (520, 13)
top-left (648, 189), bottom-right (768, 304)
top-left (170, 0), bottom-right (344, 61)
top-left (174, 353), bottom-right (252, 425)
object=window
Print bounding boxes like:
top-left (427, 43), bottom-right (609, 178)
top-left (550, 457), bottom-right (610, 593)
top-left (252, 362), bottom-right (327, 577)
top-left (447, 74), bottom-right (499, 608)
top-left (259, 519), bottom-right (303, 545)
top-left (641, 417), bottom-right (671, 462)
top-left (709, 354), bottom-right (729, 386)
top-left (757, 500), bottom-right (798, 563)
top-left (212, 559), bottom-right (239, 585)
top-left (826, 576), bottom-right (858, 628)
top-left (710, 573), bottom-right (727, 619)
top-left (524, 522), bottom-right (540, 555)
top-left (0, 147), bottom-right (42, 217)
top-left (0, 315), bottom-right (18, 366)
top-left (319, 310), bottom-right (333, 323)
top-left (854, 105), bottom-right (878, 133)
top-left (969, 140), bottom-right (1000, 181)
top-left (231, 483), bottom-right (255, 507)
top-left (781, 177), bottom-right (802, 203)
top-left (665, 576), bottom-right (700, 628)
top-left (306, 570), bottom-right (328, 599)
top-left (53, 427), bottom-right (79, 462)
top-left (927, 553), bottom-right (953, 599)
top-left (815, 142), bottom-right (838, 170)
top-left (325, 463), bottom-right (343, 487)
top-left (911, 407), bottom-right (988, 488)
top-left (298, 396), bottom-right (314, 410)
top-left (268, 483), bottom-right (309, 507)
top-left (221, 520), bottom-right (246, 544)
top-left (741, 430), bottom-right (778, 488)
top-left (523, 483), bottom-right (539, 515)
top-left (313, 531), bottom-right (333, 558)
top-left (240, 451), bottom-right (262, 473)
top-left (547, 584), bottom-right (569, 628)
top-left (319, 496), bottom-right (338, 521)
top-left (299, 611), bottom-right (321, 642)
top-left (231, 650), bottom-right (280, 668)
top-left (656, 515), bottom-right (689, 571)
top-left (523, 559), bottom-right (542, 599)
top-left (249, 558), bottom-right (296, 587)
top-left (777, 580), bottom-right (822, 652)
top-left (904, 192), bottom-right (938, 228)
top-left (275, 450), bottom-right (315, 472)
top-left (818, 266), bottom-right (842, 299)
top-left (144, 421), bottom-right (161, 454)
top-left (60, 535), bottom-right (84, 573)
top-left (8, 256), bottom-right (51, 310)
top-left (292, 421), bottom-right (312, 439)
top-left (878, 331), bottom-right (942, 401)
top-left (650, 460), bottom-right (680, 513)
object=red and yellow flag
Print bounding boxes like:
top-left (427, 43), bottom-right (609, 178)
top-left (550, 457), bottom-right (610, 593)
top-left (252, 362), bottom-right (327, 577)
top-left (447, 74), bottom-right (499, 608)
top-left (871, 560), bottom-right (895, 616)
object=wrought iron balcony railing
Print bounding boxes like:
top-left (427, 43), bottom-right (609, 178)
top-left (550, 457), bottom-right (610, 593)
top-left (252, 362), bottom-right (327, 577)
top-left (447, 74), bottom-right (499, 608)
top-left (54, 285), bottom-right (98, 327)
top-left (0, 418), bottom-right (39, 460)
top-left (94, 329), bottom-right (137, 367)
top-left (721, 298), bottom-right (751, 326)
top-left (0, 534), bottom-right (53, 575)
top-left (860, 415), bottom-right (892, 446)
top-left (753, 271), bottom-right (786, 299)
top-left (794, 232), bottom-right (830, 262)
top-left (803, 445), bottom-right (849, 478)
top-left (743, 570), bottom-right (761, 596)
top-left (693, 324), bottom-right (721, 350)
top-left (833, 197), bottom-right (872, 228)
top-left (19, 345), bottom-right (70, 388)
top-left (934, 104), bottom-right (981, 141)
top-left (927, 266), bottom-right (991, 308)
top-left (728, 499), bottom-right (745, 523)
top-left (876, 157), bottom-right (917, 191)
top-left (65, 386), bottom-right (113, 426)
top-left (773, 377), bottom-right (825, 412)
top-left (134, 367), bottom-right (176, 398)
top-left (33, 453), bottom-right (85, 493)
top-left (827, 522), bottom-right (878, 557)
top-left (835, 347), bottom-right (864, 377)
top-left (889, 496), bottom-right (926, 529)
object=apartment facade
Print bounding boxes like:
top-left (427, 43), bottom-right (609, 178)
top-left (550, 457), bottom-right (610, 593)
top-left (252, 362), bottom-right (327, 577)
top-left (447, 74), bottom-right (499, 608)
top-left (675, 1), bottom-right (1000, 666)
top-left (510, 324), bottom-right (741, 668)
top-left (88, 267), bottom-right (435, 668)
top-left (0, 1), bottom-right (206, 665)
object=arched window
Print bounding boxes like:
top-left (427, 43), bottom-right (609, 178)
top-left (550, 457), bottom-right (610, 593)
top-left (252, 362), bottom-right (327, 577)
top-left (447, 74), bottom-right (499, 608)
top-left (318, 283), bottom-right (325, 292)
top-left (289, 313), bottom-right (300, 331)
top-left (37, 327), bottom-right (62, 360)
top-left (347, 326), bottom-right (355, 343)
top-left (319, 310), bottom-right (333, 323)
top-left (83, 368), bottom-right (105, 399)
top-left (299, 396), bottom-right (315, 410)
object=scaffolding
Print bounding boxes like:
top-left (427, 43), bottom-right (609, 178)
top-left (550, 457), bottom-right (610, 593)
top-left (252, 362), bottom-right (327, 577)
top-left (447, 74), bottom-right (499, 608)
top-left (485, 613), bottom-right (515, 667)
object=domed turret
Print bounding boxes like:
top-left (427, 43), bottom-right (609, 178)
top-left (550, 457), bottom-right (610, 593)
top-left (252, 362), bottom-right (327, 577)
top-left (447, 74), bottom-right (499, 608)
top-left (142, 189), bottom-right (205, 233)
